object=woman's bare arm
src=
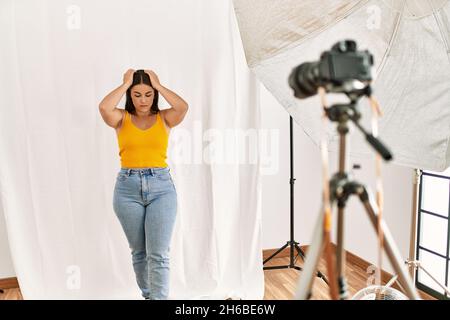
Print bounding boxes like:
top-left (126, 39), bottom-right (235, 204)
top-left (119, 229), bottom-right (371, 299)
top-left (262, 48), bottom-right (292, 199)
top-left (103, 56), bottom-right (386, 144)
top-left (145, 70), bottom-right (189, 128)
top-left (99, 69), bottom-right (134, 128)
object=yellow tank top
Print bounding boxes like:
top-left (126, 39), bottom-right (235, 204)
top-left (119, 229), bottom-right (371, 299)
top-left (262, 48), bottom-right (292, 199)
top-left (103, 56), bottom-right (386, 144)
top-left (117, 110), bottom-right (169, 168)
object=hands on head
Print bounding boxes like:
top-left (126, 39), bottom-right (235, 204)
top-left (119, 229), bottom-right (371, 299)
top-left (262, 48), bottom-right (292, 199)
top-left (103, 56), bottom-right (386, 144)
top-left (122, 69), bottom-right (161, 90)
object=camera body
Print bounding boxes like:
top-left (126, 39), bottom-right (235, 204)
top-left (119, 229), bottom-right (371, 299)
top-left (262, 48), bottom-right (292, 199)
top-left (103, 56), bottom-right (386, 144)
top-left (289, 40), bottom-right (374, 99)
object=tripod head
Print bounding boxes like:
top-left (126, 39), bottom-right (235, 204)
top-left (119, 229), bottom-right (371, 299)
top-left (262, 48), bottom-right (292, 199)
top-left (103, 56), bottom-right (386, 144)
top-left (324, 91), bottom-right (393, 162)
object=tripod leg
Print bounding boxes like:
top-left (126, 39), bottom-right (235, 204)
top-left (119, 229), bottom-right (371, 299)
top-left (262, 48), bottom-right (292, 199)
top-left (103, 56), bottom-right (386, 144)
top-left (294, 243), bottom-right (306, 260)
top-left (263, 242), bottom-right (289, 265)
top-left (294, 207), bottom-right (326, 300)
top-left (336, 206), bottom-right (349, 299)
top-left (294, 243), bottom-right (329, 284)
top-left (360, 192), bottom-right (420, 300)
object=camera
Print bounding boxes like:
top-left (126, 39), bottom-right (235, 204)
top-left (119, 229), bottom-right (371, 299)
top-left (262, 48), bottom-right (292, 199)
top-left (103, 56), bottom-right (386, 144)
top-left (289, 40), bottom-right (374, 99)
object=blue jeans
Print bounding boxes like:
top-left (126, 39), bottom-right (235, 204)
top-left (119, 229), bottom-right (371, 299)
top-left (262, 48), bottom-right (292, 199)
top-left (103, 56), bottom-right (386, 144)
top-left (113, 167), bottom-right (177, 300)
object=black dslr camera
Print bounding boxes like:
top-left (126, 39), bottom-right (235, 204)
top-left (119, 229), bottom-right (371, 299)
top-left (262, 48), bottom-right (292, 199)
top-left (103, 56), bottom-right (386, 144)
top-left (289, 40), bottom-right (374, 99)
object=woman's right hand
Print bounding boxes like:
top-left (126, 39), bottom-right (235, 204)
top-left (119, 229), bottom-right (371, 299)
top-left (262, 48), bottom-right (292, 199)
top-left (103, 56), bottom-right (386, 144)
top-left (122, 69), bottom-right (135, 88)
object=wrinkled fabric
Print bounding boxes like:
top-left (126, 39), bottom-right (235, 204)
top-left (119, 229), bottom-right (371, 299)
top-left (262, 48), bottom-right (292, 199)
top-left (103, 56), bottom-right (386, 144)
top-left (234, 0), bottom-right (450, 171)
top-left (0, 0), bottom-right (263, 299)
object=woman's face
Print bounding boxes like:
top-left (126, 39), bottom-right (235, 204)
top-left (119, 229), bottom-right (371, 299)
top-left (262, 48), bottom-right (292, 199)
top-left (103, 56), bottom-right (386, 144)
top-left (131, 84), bottom-right (155, 114)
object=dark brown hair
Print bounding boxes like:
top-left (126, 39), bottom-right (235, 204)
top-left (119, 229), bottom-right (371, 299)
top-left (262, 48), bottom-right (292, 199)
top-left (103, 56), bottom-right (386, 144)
top-left (125, 70), bottom-right (159, 115)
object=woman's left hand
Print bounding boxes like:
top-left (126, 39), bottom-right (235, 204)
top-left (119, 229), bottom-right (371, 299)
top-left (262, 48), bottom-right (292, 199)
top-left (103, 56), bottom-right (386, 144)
top-left (145, 70), bottom-right (162, 90)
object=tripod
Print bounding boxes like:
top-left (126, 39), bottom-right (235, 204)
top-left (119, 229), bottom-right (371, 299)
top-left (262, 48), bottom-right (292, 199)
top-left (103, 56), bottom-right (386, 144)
top-left (263, 116), bottom-right (328, 285)
top-left (294, 98), bottom-right (420, 300)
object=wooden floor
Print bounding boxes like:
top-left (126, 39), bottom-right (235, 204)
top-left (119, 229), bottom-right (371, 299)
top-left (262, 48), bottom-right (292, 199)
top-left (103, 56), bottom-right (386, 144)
top-left (0, 288), bottom-right (22, 300)
top-left (264, 256), bottom-right (434, 300)
top-left (0, 256), bottom-right (433, 300)
top-left (264, 256), bottom-right (376, 299)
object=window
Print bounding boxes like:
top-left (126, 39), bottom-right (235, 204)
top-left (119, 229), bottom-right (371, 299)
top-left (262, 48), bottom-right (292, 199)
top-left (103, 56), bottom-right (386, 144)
top-left (416, 168), bottom-right (450, 299)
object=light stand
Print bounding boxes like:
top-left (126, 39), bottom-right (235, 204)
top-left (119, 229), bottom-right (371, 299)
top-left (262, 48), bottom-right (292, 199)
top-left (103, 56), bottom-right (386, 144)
top-left (263, 116), bottom-right (328, 286)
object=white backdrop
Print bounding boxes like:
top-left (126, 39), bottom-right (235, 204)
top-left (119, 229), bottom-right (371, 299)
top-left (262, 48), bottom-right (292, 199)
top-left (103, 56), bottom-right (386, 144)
top-left (0, 0), bottom-right (264, 299)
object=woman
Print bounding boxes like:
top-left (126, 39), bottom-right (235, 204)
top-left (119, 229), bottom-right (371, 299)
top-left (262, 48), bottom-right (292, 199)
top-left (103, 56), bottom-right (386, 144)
top-left (99, 69), bottom-right (188, 299)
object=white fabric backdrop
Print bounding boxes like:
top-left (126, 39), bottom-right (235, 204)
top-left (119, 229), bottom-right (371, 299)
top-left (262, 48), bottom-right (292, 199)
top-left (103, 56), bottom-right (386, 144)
top-left (234, 0), bottom-right (450, 172)
top-left (0, 0), bottom-right (264, 299)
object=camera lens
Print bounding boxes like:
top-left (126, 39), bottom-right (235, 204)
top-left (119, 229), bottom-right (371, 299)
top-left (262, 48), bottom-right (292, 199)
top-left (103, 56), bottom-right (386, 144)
top-left (289, 62), bottom-right (320, 99)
